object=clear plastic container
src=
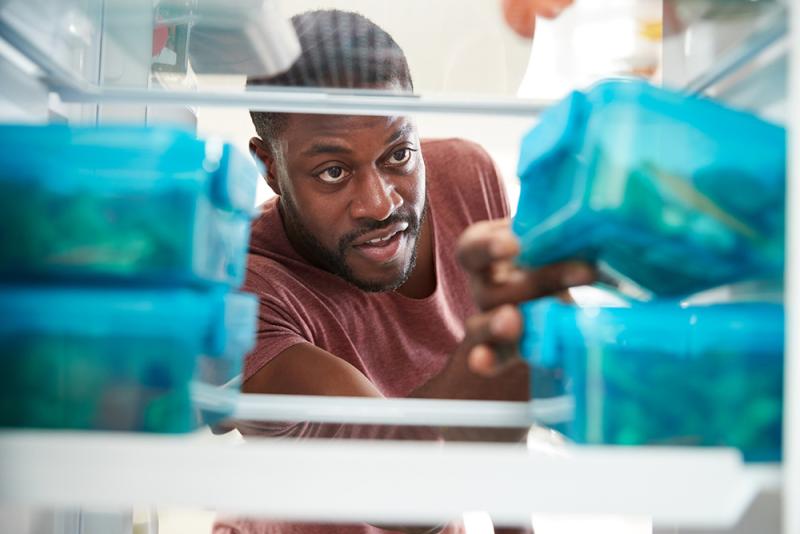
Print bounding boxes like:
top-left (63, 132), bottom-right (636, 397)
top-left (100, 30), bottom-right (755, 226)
top-left (0, 0), bottom-right (100, 86)
top-left (513, 79), bottom-right (786, 297)
top-left (520, 298), bottom-right (784, 461)
top-left (0, 125), bottom-right (259, 287)
top-left (0, 285), bottom-right (257, 433)
top-left (187, 0), bottom-right (301, 76)
top-left (150, 0), bottom-right (301, 77)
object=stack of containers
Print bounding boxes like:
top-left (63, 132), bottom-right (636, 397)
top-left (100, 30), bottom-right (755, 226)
top-left (0, 125), bottom-right (259, 433)
top-left (514, 80), bottom-right (786, 461)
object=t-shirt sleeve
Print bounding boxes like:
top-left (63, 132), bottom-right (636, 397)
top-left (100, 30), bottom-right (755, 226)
top-left (241, 268), bottom-right (313, 381)
top-left (470, 140), bottom-right (511, 221)
top-left (428, 138), bottom-right (511, 224)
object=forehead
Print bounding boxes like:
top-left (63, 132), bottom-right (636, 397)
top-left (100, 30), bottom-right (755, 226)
top-left (282, 114), bottom-right (416, 153)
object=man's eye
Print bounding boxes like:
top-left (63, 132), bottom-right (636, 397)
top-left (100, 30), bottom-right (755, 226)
top-left (388, 148), bottom-right (414, 165)
top-left (317, 166), bottom-right (349, 183)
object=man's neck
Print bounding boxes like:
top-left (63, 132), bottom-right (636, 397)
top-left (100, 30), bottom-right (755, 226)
top-left (396, 213), bottom-right (435, 299)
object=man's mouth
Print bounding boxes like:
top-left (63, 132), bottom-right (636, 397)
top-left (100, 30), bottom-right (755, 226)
top-left (351, 222), bottom-right (410, 263)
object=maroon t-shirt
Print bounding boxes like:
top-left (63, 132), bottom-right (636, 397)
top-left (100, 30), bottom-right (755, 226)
top-left (241, 138), bottom-right (509, 394)
top-left (214, 139), bottom-right (510, 534)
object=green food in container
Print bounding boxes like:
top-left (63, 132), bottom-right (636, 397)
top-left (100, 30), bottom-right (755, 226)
top-left (0, 285), bottom-right (257, 433)
top-left (0, 124), bottom-right (259, 287)
top-left (520, 299), bottom-right (783, 461)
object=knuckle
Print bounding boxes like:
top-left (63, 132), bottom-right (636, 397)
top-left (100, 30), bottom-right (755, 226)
top-left (457, 221), bottom-right (483, 245)
top-left (455, 236), bottom-right (478, 266)
top-left (464, 314), bottom-right (485, 335)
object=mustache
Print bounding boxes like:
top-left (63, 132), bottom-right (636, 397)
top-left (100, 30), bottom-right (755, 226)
top-left (338, 209), bottom-right (420, 252)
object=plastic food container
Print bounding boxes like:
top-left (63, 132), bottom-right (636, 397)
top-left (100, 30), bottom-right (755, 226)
top-left (187, 0), bottom-right (302, 76)
top-left (520, 298), bottom-right (784, 461)
top-left (0, 125), bottom-right (259, 287)
top-left (0, 285), bottom-right (257, 433)
top-left (0, 0), bottom-right (99, 86)
top-left (513, 80), bottom-right (785, 297)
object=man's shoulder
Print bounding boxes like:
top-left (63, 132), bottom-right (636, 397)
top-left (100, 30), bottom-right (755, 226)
top-left (244, 248), bottom-right (348, 307)
top-left (248, 198), bottom-right (303, 273)
top-left (243, 253), bottom-right (300, 296)
top-left (421, 137), bottom-right (493, 166)
top-left (422, 137), bottom-right (501, 193)
top-left (245, 201), bottom-right (314, 298)
top-left (421, 137), bottom-right (498, 190)
top-left (422, 137), bottom-right (509, 223)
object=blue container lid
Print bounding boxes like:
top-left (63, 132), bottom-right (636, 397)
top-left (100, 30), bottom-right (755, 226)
top-left (516, 79), bottom-right (786, 216)
top-left (0, 125), bottom-right (260, 216)
top-left (516, 89), bottom-right (589, 180)
top-left (585, 80), bottom-right (786, 202)
top-left (516, 79), bottom-right (786, 226)
top-left (0, 285), bottom-right (257, 360)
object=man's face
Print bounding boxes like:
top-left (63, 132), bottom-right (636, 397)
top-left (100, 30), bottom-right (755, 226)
top-left (272, 114), bottom-right (426, 292)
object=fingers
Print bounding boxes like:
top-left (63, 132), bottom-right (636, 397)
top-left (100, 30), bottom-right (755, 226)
top-left (457, 220), bottom-right (596, 309)
top-left (458, 218), bottom-right (594, 378)
top-left (472, 260), bottom-right (596, 310)
top-left (462, 260), bottom-right (594, 376)
top-left (467, 344), bottom-right (498, 376)
top-left (464, 304), bottom-right (522, 345)
top-left (457, 219), bottom-right (519, 274)
top-left (462, 305), bottom-right (523, 377)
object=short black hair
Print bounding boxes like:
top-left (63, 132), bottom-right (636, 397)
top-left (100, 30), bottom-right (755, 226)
top-left (248, 10), bottom-right (414, 151)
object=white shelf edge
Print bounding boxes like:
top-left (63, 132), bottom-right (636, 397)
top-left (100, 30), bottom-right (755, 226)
top-left (0, 430), bottom-right (780, 529)
top-left (57, 86), bottom-right (551, 117)
top-left (213, 393), bottom-right (572, 428)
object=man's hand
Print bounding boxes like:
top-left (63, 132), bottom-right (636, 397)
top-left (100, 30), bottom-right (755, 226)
top-left (501, 0), bottom-right (575, 39)
top-left (457, 218), bottom-right (595, 376)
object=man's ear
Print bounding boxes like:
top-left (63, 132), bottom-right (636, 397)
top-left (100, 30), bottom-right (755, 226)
top-left (249, 137), bottom-right (281, 197)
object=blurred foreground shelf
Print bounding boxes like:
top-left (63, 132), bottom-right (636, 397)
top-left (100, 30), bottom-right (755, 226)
top-left (0, 430), bottom-right (780, 531)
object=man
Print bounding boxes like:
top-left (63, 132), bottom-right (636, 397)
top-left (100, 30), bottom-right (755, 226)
top-left (238, 8), bottom-right (591, 406)
top-left (215, 8), bottom-right (592, 533)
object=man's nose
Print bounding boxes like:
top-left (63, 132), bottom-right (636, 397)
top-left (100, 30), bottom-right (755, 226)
top-left (349, 169), bottom-right (403, 221)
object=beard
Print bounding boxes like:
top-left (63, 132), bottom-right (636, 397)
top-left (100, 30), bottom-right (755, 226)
top-left (279, 192), bottom-right (427, 292)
